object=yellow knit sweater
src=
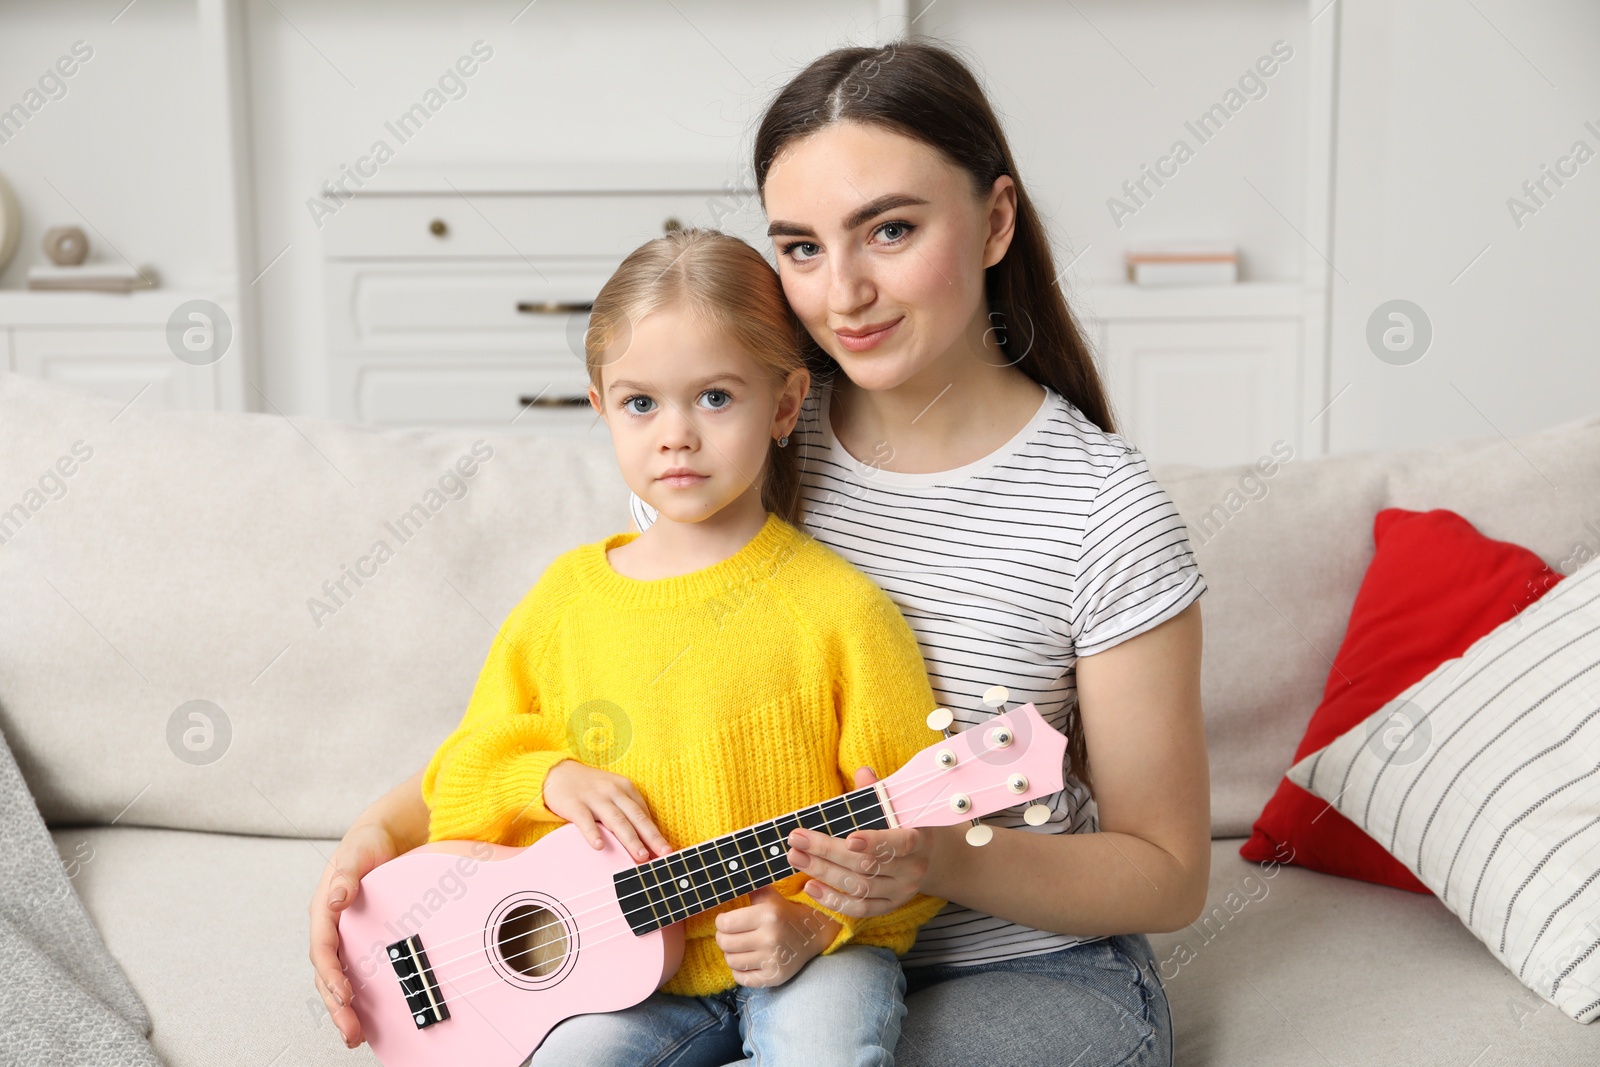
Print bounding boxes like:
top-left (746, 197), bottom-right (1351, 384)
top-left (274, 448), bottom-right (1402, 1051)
top-left (421, 512), bottom-right (947, 996)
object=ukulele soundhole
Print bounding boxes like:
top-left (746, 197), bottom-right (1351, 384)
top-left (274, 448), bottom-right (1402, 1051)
top-left (486, 892), bottom-right (578, 989)
top-left (498, 903), bottom-right (567, 976)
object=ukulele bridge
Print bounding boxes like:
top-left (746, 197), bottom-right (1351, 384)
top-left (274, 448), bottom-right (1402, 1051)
top-left (386, 934), bottom-right (450, 1029)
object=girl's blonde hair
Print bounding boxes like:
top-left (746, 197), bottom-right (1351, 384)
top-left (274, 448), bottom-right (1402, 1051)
top-left (585, 228), bottom-right (808, 525)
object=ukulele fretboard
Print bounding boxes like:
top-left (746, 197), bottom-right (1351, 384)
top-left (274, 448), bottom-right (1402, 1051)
top-left (613, 786), bottom-right (889, 935)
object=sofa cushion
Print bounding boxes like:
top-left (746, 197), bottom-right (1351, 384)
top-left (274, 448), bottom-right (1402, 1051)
top-left (0, 372), bottom-right (628, 838)
top-left (1286, 555), bottom-right (1600, 1024)
top-left (52, 826), bottom-right (369, 1067)
top-left (1159, 418), bottom-right (1600, 836)
top-left (1145, 839), bottom-right (1598, 1062)
top-left (1241, 508), bottom-right (1562, 892)
top-left (60, 826), bottom-right (1599, 1067)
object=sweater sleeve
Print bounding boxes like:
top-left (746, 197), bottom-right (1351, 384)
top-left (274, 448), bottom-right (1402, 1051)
top-left (421, 579), bottom-right (580, 844)
top-left (778, 583), bottom-right (948, 956)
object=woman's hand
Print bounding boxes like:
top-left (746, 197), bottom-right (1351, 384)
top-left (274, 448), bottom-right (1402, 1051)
top-left (309, 821), bottom-right (401, 1049)
top-left (715, 886), bottom-right (842, 988)
top-left (786, 767), bottom-right (941, 918)
top-left (543, 758), bottom-right (673, 863)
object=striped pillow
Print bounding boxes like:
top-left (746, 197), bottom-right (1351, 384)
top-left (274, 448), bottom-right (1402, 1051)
top-left (1286, 554), bottom-right (1600, 1024)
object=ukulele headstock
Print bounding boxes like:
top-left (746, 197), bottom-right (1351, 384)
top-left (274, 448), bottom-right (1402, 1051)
top-left (877, 701), bottom-right (1066, 830)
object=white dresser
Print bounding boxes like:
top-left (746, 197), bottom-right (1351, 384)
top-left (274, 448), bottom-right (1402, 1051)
top-left (0, 291), bottom-right (240, 413)
top-left (319, 165), bottom-right (767, 439)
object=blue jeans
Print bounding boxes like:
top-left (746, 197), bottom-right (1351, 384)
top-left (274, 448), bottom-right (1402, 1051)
top-left (525, 943), bottom-right (905, 1067)
top-left (895, 934), bottom-right (1173, 1067)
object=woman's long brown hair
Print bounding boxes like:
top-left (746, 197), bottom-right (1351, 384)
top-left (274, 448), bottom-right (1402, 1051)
top-left (753, 40), bottom-right (1114, 795)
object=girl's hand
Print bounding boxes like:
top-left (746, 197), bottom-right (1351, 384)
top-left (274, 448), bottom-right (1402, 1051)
top-left (786, 767), bottom-right (938, 918)
top-left (543, 759), bottom-right (673, 863)
top-left (309, 821), bottom-right (400, 1049)
top-left (715, 886), bottom-right (842, 988)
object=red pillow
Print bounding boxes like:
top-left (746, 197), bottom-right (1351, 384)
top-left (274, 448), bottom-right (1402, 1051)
top-left (1240, 508), bottom-right (1563, 892)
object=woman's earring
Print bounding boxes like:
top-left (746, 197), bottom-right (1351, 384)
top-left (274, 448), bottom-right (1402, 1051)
top-left (777, 435), bottom-right (790, 448)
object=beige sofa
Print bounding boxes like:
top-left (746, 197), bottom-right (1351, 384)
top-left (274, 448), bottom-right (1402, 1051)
top-left (2, 370), bottom-right (1596, 1065)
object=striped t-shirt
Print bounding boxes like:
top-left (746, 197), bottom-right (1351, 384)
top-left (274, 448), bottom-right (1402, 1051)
top-left (629, 377), bottom-right (1207, 967)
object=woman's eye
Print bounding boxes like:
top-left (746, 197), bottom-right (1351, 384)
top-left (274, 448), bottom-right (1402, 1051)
top-left (781, 240), bottom-right (821, 263)
top-left (622, 395), bottom-right (656, 415)
top-left (875, 220), bottom-right (914, 244)
top-left (699, 389), bottom-right (731, 410)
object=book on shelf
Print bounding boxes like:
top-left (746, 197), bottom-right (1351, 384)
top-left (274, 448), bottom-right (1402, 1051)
top-left (27, 263), bottom-right (159, 293)
top-left (1123, 241), bottom-right (1238, 286)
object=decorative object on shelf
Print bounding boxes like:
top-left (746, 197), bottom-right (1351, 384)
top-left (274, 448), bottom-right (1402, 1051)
top-left (27, 262), bottom-right (158, 293)
top-left (0, 170), bottom-right (20, 274)
top-left (42, 225), bottom-right (90, 266)
top-left (1124, 240), bottom-right (1239, 285)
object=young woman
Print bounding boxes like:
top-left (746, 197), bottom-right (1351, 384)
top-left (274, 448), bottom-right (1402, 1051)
top-left (310, 40), bottom-right (1209, 1067)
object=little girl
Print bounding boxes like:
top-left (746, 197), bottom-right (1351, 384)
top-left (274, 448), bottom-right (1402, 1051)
top-left (420, 228), bottom-right (946, 1066)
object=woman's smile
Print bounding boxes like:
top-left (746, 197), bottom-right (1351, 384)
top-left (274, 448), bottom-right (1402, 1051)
top-left (833, 315), bottom-right (903, 352)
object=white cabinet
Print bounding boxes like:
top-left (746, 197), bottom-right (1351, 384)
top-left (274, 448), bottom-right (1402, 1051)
top-left (12, 327), bottom-right (220, 412)
top-left (0, 290), bottom-right (239, 414)
top-left (1079, 284), bottom-right (1314, 468)
top-left (322, 172), bottom-right (766, 437)
top-left (1097, 318), bottom-right (1303, 468)
top-left (326, 260), bottom-right (606, 431)
top-left (319, 187), bottom-right (754, 260)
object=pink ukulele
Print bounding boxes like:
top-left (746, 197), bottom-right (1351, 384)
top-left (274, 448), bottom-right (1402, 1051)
top-left (338, 700), bottom-right (1065, 1066)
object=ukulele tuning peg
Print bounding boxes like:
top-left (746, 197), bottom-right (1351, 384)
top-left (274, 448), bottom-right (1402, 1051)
top-left (1023, 804), bottom-right (1051, 826)
top-left (965, 823), bottom-right (994, 847)
top-left (981, 685), bottom-right (1009, 710)
top-left (926, 707), bottom-right (954, 732)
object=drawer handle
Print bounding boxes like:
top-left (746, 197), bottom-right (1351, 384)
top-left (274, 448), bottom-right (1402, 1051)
top-left (516, 300), bottom-right (594, 315)
top-left (519, 394), bottom-right (591, 408)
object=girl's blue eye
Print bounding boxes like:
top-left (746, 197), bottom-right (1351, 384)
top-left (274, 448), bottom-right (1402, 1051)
top-left (623, 395), bottom-right (656, 415)
top-left (700, 389), bottom-right (731, 410)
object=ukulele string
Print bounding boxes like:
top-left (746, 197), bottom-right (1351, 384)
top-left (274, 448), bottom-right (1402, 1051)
top-left (402, 807), bottom-right (845, 972)
top-left (398, 749), bottom-right (997, 969)
top-left (412, 750), bottom-right (1044, 981)
top-left (425, 776), bottom-right (1037, 1003)
top-left (407, 748), bottom-right (1016, 972)
top-left (411, 789), bottom-right (879, 974)
top-left (437, 775), bottom-right (1038, 1003)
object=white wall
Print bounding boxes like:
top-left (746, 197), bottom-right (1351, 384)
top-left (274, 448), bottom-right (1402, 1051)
top-left (919, 0), bottom-right (1313, 286)
top-left (0, 0), bottom-right (225, 290)
top-left (918, 0), bottom-right (1600, 454)
top-left (1, 0), bottom-right (1594, 451)
top-left (1325, 0), bottom-right (1600, 453)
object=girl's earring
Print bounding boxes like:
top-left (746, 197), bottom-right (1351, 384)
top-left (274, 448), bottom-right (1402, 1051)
top-left (777, 435), bottom-right (790, 448)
